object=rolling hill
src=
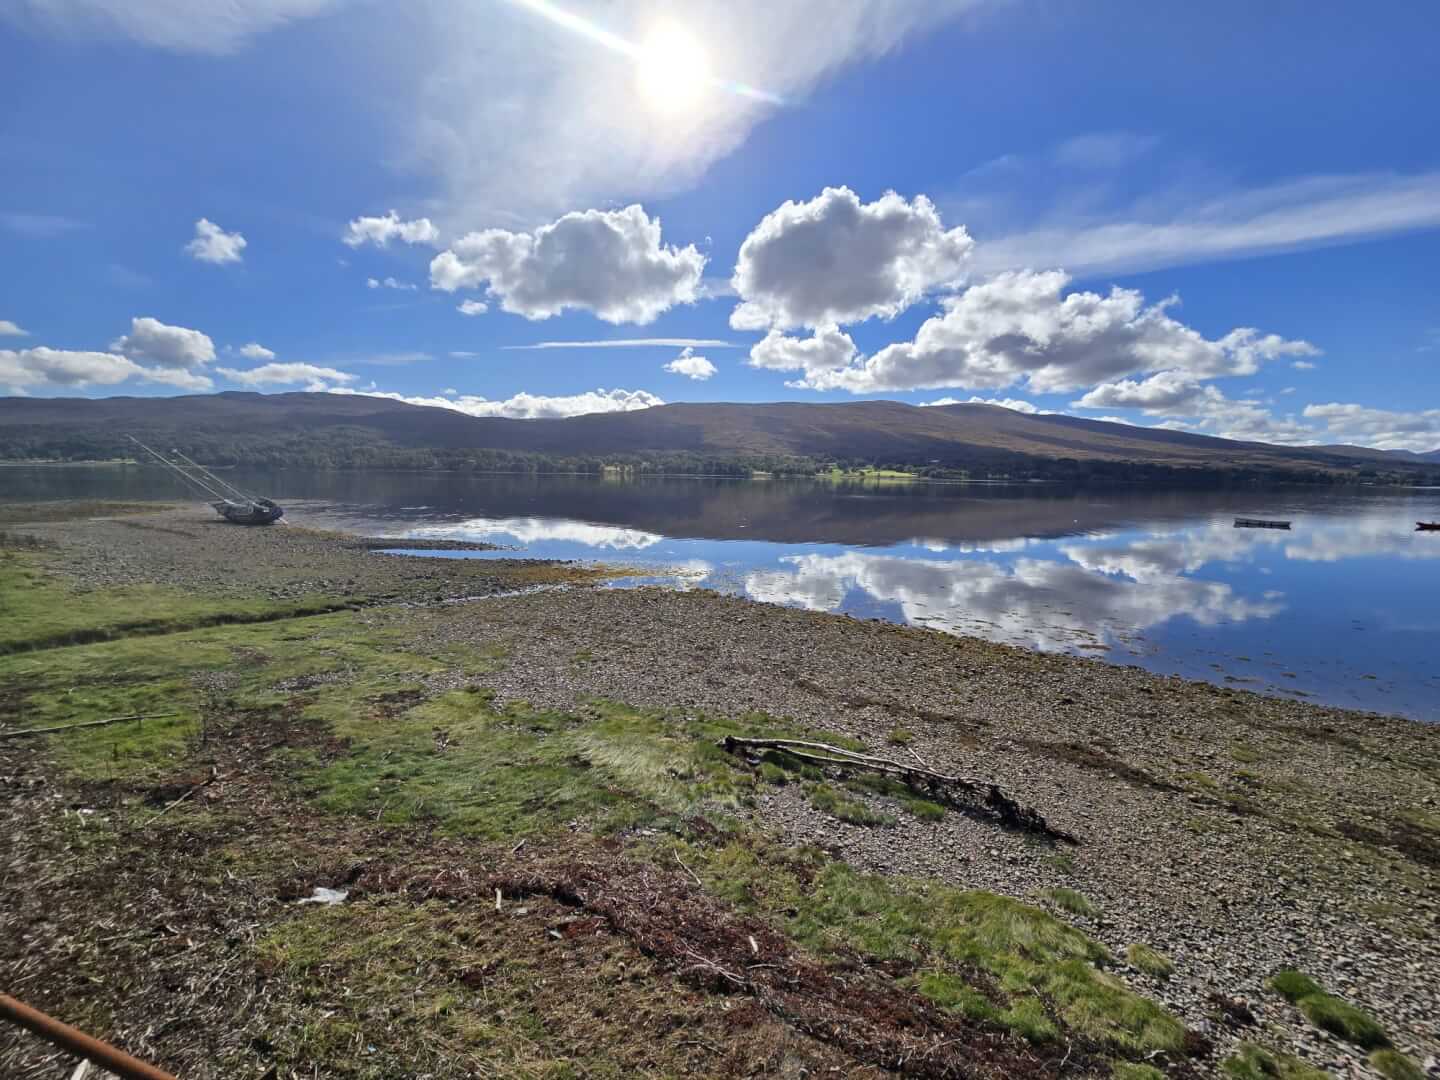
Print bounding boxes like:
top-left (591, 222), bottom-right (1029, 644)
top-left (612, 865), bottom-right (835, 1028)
top-left (0, 391), bottom-right (1429, 480)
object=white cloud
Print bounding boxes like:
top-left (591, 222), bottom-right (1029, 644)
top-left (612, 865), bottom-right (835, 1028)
top-left (747, 325), bottom-right (858, 381)
top-left (972, 170), bottom-right (1440, 278)
top-left (504, 338), bottom-right (736, 350)
top-left (442, 387), bottom-right (458, 396)
top-left (0, 346), bottom-right (212, 392)
top-left (663, 346), bottom-right (716, 380)
top-left (184, 218), bottom-right (246, 265)
top-left (338, 386), bottom-right (664, 419)
top-left (3, 0), bottom-right (344, 53)
top-left (778, 270), bottom-right (1316, 394)
top-left (430, 204), bottom-right (705, 325)
top-left (0, 320), bottom-right (28, 337)
top-left (237, 342), bottom-right (275, 360)
top-left (111, 316), bottom-right (216, 369)
top-left (1292, 359), bottom-right (1317, 371)
top-left (0, 212), bottom-right (88, 237)
top-left (730, 187), bottom-right (973, 331)
top-left (218, 362), bottom-right (358, 391)
top-left (919, 396), bottom-right (1040, 413)
top-left (409, 517), bottom-right (663, 550)
top-left (344, 210), bottom-right (440, 249)
top-left (1302, 403), bottom-right (1440, 453)
top-left (367, 276), bottom-right (418, 291)
top-left (456, 299), bottom-right (488, 316)
top-left (1074, 371), bottom-right (1214, 412)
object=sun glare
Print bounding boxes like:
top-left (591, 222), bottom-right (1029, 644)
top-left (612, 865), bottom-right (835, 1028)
top-left (636, 23), bottom-right (711, 112)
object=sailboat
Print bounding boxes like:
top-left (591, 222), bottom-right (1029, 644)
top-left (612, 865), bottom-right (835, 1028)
top-left (128, 436), bottom-right (284, 525)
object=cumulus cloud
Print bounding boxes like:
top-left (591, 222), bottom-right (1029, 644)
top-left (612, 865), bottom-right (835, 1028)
top-left (919, 396), bottom-right (1040, 413)
top-left (339, 386), bottom-right (665, 419)
top-left (217, 362), bottom-right (358, 391)
top-left (456, 299), bottom-right (488, 316)
top-left (505, 338), bottom-right (736, 350)
top-left (1074, 371), bottom-right (1214, 412)
top-left (774, 270), bottom-right (1316, 394)
top-left (111, 317), bottom-right (216, 369)
top-left (344, 210), bottom-right (439, 248)
top-left (663, 346), bottom-right (716, 380)
top-left (747, 326), bottom-right (858, 379)
top-left (237, 342), bottom-right (275, 360)
top-left (0, 347), bottom-right (212, 392)
top-left (730, 187), bottom-right (972, 331)
top-left (430, 205), bottom-right (705, 325)
top-left (367, 276), bottom-right (418, 291)
top-left (1302, 403), bottom-right (1440, 453)
top-left (184, 218), bottom-right (246, 264)
top-left (0, 319), bottom-right (29, 337)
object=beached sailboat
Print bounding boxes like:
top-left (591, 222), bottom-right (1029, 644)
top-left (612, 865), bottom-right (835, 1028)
top-left (128, 436), bottom-right (284, 525)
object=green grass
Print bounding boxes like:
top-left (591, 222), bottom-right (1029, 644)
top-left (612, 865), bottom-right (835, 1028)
top-left (806, 782), bottom-right (896, 826)
top-left (1125, 943), bottom-right (1174, 980)
top-left (1269, 969), bottom-right (1323, 1003)
top-left (1368, 1050), bottom-right (1426, 1080)
top-left (1222, 1042), bottom-right (1331, 1080)
top-left (1045, 887), bottom-right (1099, 918)
top-left (885, 725), bottom-right (914, 745)
top-left (1111, 1064), bottom-right (1166, 1080)
top-left (682, 839), bottom-right (1185, 1056)
top-left (1267, 970), bottom-right (1390, 1051)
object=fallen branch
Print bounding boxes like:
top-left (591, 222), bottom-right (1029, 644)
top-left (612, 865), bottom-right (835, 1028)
top-left (722, 735), bottom-right (1076, 843)
top-left (0, 712), bottom-right (181, 740)
top-left (148, 766), bottom-right (218, 823)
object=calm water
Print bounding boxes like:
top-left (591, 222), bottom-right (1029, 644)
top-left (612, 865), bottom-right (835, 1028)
top-left (6, 466), bottom-right (1439, 720)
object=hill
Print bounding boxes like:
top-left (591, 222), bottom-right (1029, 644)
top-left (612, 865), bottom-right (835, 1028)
top-left (0, 391), bottom-right (1430, 482)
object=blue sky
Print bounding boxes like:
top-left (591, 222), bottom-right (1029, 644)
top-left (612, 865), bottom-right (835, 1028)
top-left (2, 0), bottom-right (1438, 450)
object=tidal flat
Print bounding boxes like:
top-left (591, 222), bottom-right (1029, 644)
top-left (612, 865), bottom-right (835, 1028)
top-left (2, 503), bottom-right (1437, 1079)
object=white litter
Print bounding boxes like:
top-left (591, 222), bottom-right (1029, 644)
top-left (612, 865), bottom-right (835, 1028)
top-left (298, 886), bottom-right (348, 906)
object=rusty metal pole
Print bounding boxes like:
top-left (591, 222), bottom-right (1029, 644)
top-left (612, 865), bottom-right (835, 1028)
top-left (0, 993), bottom-right (179, 1080)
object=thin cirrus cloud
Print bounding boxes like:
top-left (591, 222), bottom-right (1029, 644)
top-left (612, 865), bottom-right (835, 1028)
top-left (367, 276), bottom-right (419, 291)
top-left (0, 319), bottom-right (30, 337)
top-left (504, 338), bottom-right (736, 350)
top-left (969, 170), bottom-right (1440, 278)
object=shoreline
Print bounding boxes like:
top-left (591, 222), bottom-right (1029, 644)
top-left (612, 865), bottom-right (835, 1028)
top-left (2, 502), bottom-right (1436, 1079)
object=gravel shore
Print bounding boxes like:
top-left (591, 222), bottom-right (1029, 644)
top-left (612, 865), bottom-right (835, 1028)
top-left (9, 502), bottom-right (1440, 1077)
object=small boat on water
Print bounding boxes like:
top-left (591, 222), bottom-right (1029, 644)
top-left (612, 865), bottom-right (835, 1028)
top-left (1234, 517), bottom-right (1291, 530)
top-left (128, 436), bottom-right (285, 525)
top-left (1418, 522), bottom-right (1440, 532)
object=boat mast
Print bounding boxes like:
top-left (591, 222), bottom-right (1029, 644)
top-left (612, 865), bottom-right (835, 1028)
top-left (126, 436), bottom-right (229, 501)
top-left (166, 447), bottom-right (256, 503)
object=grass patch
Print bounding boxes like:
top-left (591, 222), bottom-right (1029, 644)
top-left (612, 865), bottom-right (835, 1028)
top-left (1222, 1042), bottom-right (1331, 1079)
top-left (1369, 1050), bottom-right (1425, 1080)
top-left (1125, 943), bottom-right (1174, 980)
top-left (1045, 887), bottom-right (1098, 918)
top-left (1268, 970), bottom-right (1390, 1051)
top-left (0, 500), bottom-right (174, 525)
top-left (806, 782), bottom-right (896, 827)
top-left (1112, 1064), bottom-right (1166, 1080)
top-left (885, 725), bottom-right (914, 745)
top-left (682, 839), bottom-right (1184, 1056)
top-left (845, 773), bottom-right (946, 822)
top-left (1231, 743), bottom-right (1265, 764)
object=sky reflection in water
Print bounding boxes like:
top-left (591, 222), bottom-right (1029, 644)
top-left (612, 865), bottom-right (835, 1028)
top-left (396, 490), bottom-right (1440, 721)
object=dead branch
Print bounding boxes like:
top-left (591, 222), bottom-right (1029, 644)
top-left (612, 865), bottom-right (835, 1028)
top-left (722, 735), bottom-right (1076, 843)
top-left (0, 712), bottom-right (181, 740)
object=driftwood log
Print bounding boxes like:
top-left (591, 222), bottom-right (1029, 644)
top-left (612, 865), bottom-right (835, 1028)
top-left (722, 735), bottom-right (1076, 843)
top-left (0, 712), bottom-right (181, 740)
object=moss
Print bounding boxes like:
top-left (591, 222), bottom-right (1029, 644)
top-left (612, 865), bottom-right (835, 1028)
top-left (1269, 969), bottom-right (1323, 1003)
top-left (885, 726), bottom-right (914, 746)
top-left (1368, 1049), bottom-right (1425, 1080)
top-left (1222, 1042), bottom-right (1331, 1079)
top-left (1125, 943), bottom-right (1174, 981)
top-left (1045, 887), bottom-right (1099, 918)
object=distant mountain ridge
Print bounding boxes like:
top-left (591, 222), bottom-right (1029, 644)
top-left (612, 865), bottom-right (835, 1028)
top-left (0, 391), bottom-right (1429, 479)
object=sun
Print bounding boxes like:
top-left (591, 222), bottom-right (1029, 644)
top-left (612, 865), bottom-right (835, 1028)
top-left (635, 23), bottom-right (711, 113)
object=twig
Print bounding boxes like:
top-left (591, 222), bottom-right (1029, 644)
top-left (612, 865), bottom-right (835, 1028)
top-left (673, 849), bottom-right (703, 888)
top-left (0, 712), bottom-right (180, 740)
top-left (148, 767), bottom-right (217, 823)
